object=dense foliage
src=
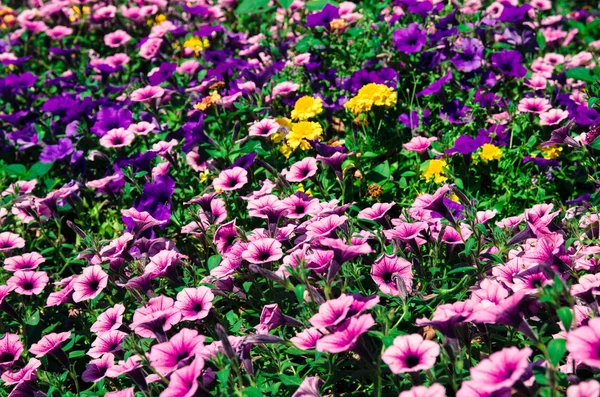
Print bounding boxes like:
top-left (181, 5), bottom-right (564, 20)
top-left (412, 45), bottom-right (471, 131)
top-left (1, 0), bottom-right (600, 396)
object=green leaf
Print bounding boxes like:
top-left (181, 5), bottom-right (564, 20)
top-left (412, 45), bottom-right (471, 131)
top-left (305, 0), bottom-right (338, 11)
top-left (278, 0), bottom-right (294, 9)
top-left (26, 310), bottom-right (40, 326)
top-left (208, 254), bottom-right (222, 271)
top-left (565, 67), bottom-right (599, 83)
top-left (68, 350), bottom-right (86, 359)
top-left (447, 266), bottom-right (476, 275)
top-left (536, 31), bottom-right (546, 50)
top-left (235, 0), bottom-right (270, 14)
top-left (279, 374), bottom-right (303, 386)
top-left (27, 162), bottom-right (53, 179)
top-left (242, 387), bottom-right (264, 397)
top-left (457, 24), bottom-right (473, 33)
top-left (5, 164), bottom-right (27, 177)
top-left (590, 136), bottom-right (600, 150)
top-left (557, 307), bottom-right (573, 331)
top-left (295, 284), bottom-right (306, 303)
top-left (548, 338), bottom-right (567, 366)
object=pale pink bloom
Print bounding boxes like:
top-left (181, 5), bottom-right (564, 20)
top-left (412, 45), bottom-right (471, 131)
top-left (544, 53), bottom-right (565, 65)
top-left (186, 150), bottom-right (207, 172)
top-left (105, 388), bottom-right (134, 397)
top-left (177, 60), bottom-right (201, 75)
top-left (0, 232), bottom-right (25, 252)
top-left (248, 119), bottom-right (280, 137)
top-left (285, 157), bottom-right (318, 182)
top-left (272, 81), bottom-right (300, 98)
top-left (293, 53), bottom-right (311, 66)
top-left (292, 377), bottom-right (324, 397)
top-left (486, 1), bottom-right (504, 18)
top-left (2, 180), bottom-right (37, 196)
top-left (82, 353), bottom-right (115, 382)
top-left (403, 136), bottom-right (437, 153)
top-left (306, 214), bottom-right (348, 241)
top-left (530, 0), bottom-right (551, 10)
top-left (175, 287), bottom-right (215, 321)
top-left (104, 30), bottom-right (132, 48)
top-left (45, 25), bottom-right (72, 40)
top-left (1, 358), bottom-right (41, 385)
top-left (7, 270), bottom-right (49, 295)
top-left (87, 330), bottom-right (128, 358)
top-left (100, 128), bottom-right (135, 148)
top-left (371, 254), bottom-right (413, 296)
top-left (105, 53), bottom-right (131, 68)
top-left (242, 238), bottom-right (283, 264)
top-left (139, 38), bottom-right (163, 60)
top-left (566, 317), bottom-right (600, 368)
top-left (128, 121), bottom-right (155, 136)
top-left (539, 109), bottom-right (569, 126)
top-left (467, 346), bottom-right (532, 393)
top-left (316, 314), bottom-right (375, 353)
top-left (29, 332), bottom-right (71, 358)
top-left (309, 294), bottom-right (354, 328)
top-left (518, 97), bottom-right (552, 114)
top-left (358, 203), bottom-right (394, 222)
top-left (131, 86), bottom-right (164, 102)
top-left (93, 5), bottom-right (117, 21)
top-left (290, 328), bottom-right (323, 350)
top-left (213, 167), bottom-right (248, 191)
top-left (160, 358), bottom-right (205, 397)
top-left (382, 334), bottom-right (440, 373)
top-left (3, 252), bottom-right (45, 272)
top-left (567, 379), bottom-right (600, 397)
top-left (524, 74), bottom-right (547, 90)
top-left (151, 139), bottom-right (178, 156)
top-left (399, 384), bottom-right (446, 397)
top-left (149, 329), bottom-right (206, 375)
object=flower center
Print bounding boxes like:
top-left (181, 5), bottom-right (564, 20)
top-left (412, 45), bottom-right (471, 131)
top-left (404, 354), bottom-right (420, 368)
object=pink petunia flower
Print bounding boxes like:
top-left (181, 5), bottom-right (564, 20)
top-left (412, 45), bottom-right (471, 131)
top-left (292, 377), bottom-right (324, 397)
top-left (87, 330), bottom-right (128, 358)
top-left (29, 331), bottom-right (71, 367)
top-left (1, 358), bottom-right (41, 385)
top-left (3, 252), bottom-right (45, 272)
top-left (130, 295), bottom-right (182, 340)
top-left (290, 328), bottom-right (323, 350)
top-left (309, 294), bottom-right (354, 329)
top-left (403, 136), bottom-right (437, 153)
top-left (358, 202), bottom-right (394, 223)
top-left (99, 128), bottom-right (135, 148)
top-left (149, 329), bottom-right (206, 376)
top-left (249, 119), bottom-right (280, 137)
top-left (7, 270), bottom-right (49, 295)
top-left (104, 30), bottom-right (132, 48)
top-left (399, 384), bottom-right (446, 397)
top-left (467, 346), bottom-right (532, 393)
top-left (242, 238), bottom-right (284, 264)
top-left (72, 265), bottom-right (109, 302)
top-left (45, 25), bottom-right (72, 40)
top-left (90, 304), bottom-right (125, 334)
top-left (0, 232), bottom-right (26, 252)
top-left (517, 97), bottom-right (552, 114)
top-left (285, 157), bottom-right (318, 182)
top-left (213, 167), bottom-right (248, 191)
top-left (382, 334), bottom-right (440, 373)
top-left (160, 358), bottom-right (205, 397)
top-left (567, 379), bottom-right (600, 397)
top-left (539, 109), bottom-right (569, 126)
top-left (315, 314), bottom-right (375, 353)
top-left (0, 333), bottom-right (23, 368)
top-left (127, 121), bottom-right (155, 136)
top-left (566, 317), bottom-right (600, 368)
top-left (371, 254), bottom-right (413, 296)
top-left (130, 86), bottom-right (165, 102)
top-left (82, 353), bottom-right (115, 383)
top-left (175, 287), bottom-right (215, 322)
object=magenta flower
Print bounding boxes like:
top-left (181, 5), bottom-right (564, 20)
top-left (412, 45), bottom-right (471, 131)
top-left (0, 232), bottom-right (25, 252)
top-left (104, 30), bottom-right (132, 48)
top-left (292, 377), bottom-right (324, 397)
top-left (539, 109), bottom-right (569, 126)
top-left (0, 333), bottom-right (23, 368)
top-left (358, 202), bottom-right (394, 223)
top-left (213, 167), bottom-right (248, 191)
top-left (90, 304), bottom-right (125, 334)
top-left (567, 317), bottom-right (600, 368)
top-left (29, 331), bottom-right (71, 358)
top-left (87, 330), bottom-right (128, 358)
top-left (399, 384), bottom-right (446, 397)
top-left (82, 353), bottom-right (115, 383)
top-left (468, 346), bottom-right (532, 393)
top-left (149, 329), bottom-right (206, 376)
top-left (256, 303), bottom-right (286, 334)
top-left (121, 207), bottom-right (167, 237)
top-left (242, 238), bottom-right (283, 264)
top-left (160, 358), bottom-right (205, 397)
top-left (3, 252), bottom-right (45, 272)
top-left (127, 121), bottom-right (155, 136)
top-left (457, 380), bottom-right (510, 397)
top-left (130, 295), bottom-right (182, 340)
top-left (517, 97), bottom-right (552, 114)
top-left (316, 314), bottom-right (375, 353)
top-left (567, 379), bottom-right (600, 397)
top-left (7, 270), bottom-right (49, 295)
top-left (249, 119), bottom-right (280, 137)
top-left (371, 254), bottom-right (413, 296)
top-left (285, 157), bottom-right (318, 182)
top-left (175, 286), bottom-right (215, 321)
top-left (306, 215), bottom-right (348, 241)
top-left (382, 334), bottom-right (440, 374)
top-left (130, 85), bottom-right (165, 102)
top-left (99, 128), bottom-right (135, 148)
top-left (403, 136), bottom-right (437, 153)
top-left (290, 328), bottom-right (323, 350)
top-left (1, 358), bottom-right (41, 385)
top-left (309, 294), bottom-right (354, 328)
top-left (105, 388), bottom-right (134, 397)
top-left (45, 25), bottom-right (73, 40)
top-left (72, 265), bottom-right (109, 302)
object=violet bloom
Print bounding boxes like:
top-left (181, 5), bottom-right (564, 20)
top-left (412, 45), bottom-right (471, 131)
top-left (175, 286), bottom-right (215, 321)
top-left (382, 334), bottom-right (440, 373)
top-left (399, 384), bottom-right (446, 397)
top-left (256, 303), bottom-right (286, 334)
top-left (393, 23), bottom-right (427, 54)
top-left (566, 317), bottom-right (600, 368)
top-left (242, 238), bottom-right (283, 264)
top-left (213, 167), bottom-right (248, 191)
top-left (316, 314), bottom-right (375, 353)
top-left (39, 138), bottom-right (74, 163)
top-left (149, 328), bottom-right (206, 376)
top-left (440, 100), bottom-right (472, 124)
top-left (90, 304), bottom-right (125, 334)
top-left (160, 358), bottom-right (205, 397)
top-left (306, 4), bottom-right (339, 27)
top-left (416, 73), bottom-right (452, 98)
top-left (371, 254), bottom-right (413, 296)
top-left (3, 252), bottom-right (45, 272)
top-left (130, 85), bottom-right (165, 102)
top-left (7, 270), bottom-right (49, 296)
top-left (451, 38), bottom-right (483, 72)
top-left (317, 152), bottom-right (352, 182)
top-left (491, 50), bottom-right (527, 78)
top-left (467, 346), bottom-right (532, 393)
top-left (0, 333), bottom-right (23, 368)
top-left (0, 232), bottom-right (25, 252)
top-left (285, 157), bottom-right (318, 183)
top-left (72, 265), bottom-right (109, 302)
top-left (91, 107), bottom-right (133, 137)
top-left (82, 353), bottom-right (115, 383)
top-left (292, 377), bottom-right (324, 397)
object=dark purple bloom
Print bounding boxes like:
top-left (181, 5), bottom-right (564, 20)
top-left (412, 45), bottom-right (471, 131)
top-left (306, 4), bottom-right (339, 27)
top-left (445, 135), bottom-right (489, 155)
top-left (343, 68), bottom-right (397, 93)
top-left (491, 50), bottom-right (527, 78)
top-left (393, 23), bottom-right (427, 54)
top-left (4, 72), bottom-right (37, 91)
top-left (451, 38), bottom-right (483, 72)
top-left (91, 107), bottom-right (133, 137)
top-left (440, 100), bottom-right (472, 124)
top-left (182, 3), bottom-right (209, 16)
top-left (416, 71), bottom-right (452, 97)
top-left (541, 120), bottom-right (580, 148)
top-left (524, 156), bottom-right (560, 170)
top-left (149, 63), bottom-right (177, 86)
top-left (419, 51), bottom-right (445, 70)
top-left (499, 4), bottom-right (532, 23)
top-left (398, 111), bottom-right (419, 129)
top-left (309, 139), bottom-right (347, 157)
top-left (41, 95), bottom-right (78, 114)
top-left (39, 138), bottom-right (74, 163)
top-left (572, 105), bottom-right (600, 126)
top-left (229, 153), bottom-right (257, 170)
top-left (135, 176), bottom-right (175, 225)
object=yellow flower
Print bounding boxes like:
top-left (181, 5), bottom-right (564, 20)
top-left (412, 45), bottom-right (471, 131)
top-left (291, 96), bottom-right (323, 121)
top-left (280, 143), bottom-right (293, 159)
top-left (449, 193), bottom-right (460, 203)
top-left (275, 117), bottom-right (292, 129)
top-left (199, 170), bottom-right (210, 183)
top-left (344, 83), bottom-right (397, 115)
top-left (287, 121), bottom-right (323, 150)
top-left (329, 18), bottom-right (346, 31)
top-left (154, 14), bottom-right (167, 25)
top-left (297, 183), bottom-right (313, 196)
top-left (478, 144), bottom-right (503, 163)
top-left (194, 90), bottom-right (221, 111)
top-left (539, 145), bottom-right (562, 160)
top-left (184, 36), bottom-right (210, 56)
top-left (421, 159), bottom-right (448, 184)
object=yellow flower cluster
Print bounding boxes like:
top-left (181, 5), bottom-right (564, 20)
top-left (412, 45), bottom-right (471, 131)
top-left (66, 6), bottom-right (90, 23)
top-left (291, 96), bottom-right (323, 121)
top-left (194, 91), bottom-right (221, 111)
top-left (344, 83), bottom-right (397, 115)
top-left (330, 18), bottom-right (346, 31)
top-left (477, 144), bottom-right (503, 163)
top-left (422, 159), bottom-right (448, 184)
top-left (0, 6), bottom-right (15, 29)
top-left (279, 121), bottom-right (323, 159)
top-left (540, 145), bottom-right (562, 160)
top-left (184, 36), bottom-right (210, 56)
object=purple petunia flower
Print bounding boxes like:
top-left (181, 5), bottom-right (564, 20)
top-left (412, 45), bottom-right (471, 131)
top-left (39, 138), bottom-right (74, 163)
top-left (491, 50), bottom-right (527, 78)
top-left (91, 107), bottom-right (133, 137)
top-left (451, 38), bottom-right (483, 72)
top-left (416, 71), bottom-right (453, 97)
top-left (393, 23), bottom-right (427, 54)
top-left (440, 100), bottom-right (473, 124)
top-left (306, 4), bottom-right (339, 28)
